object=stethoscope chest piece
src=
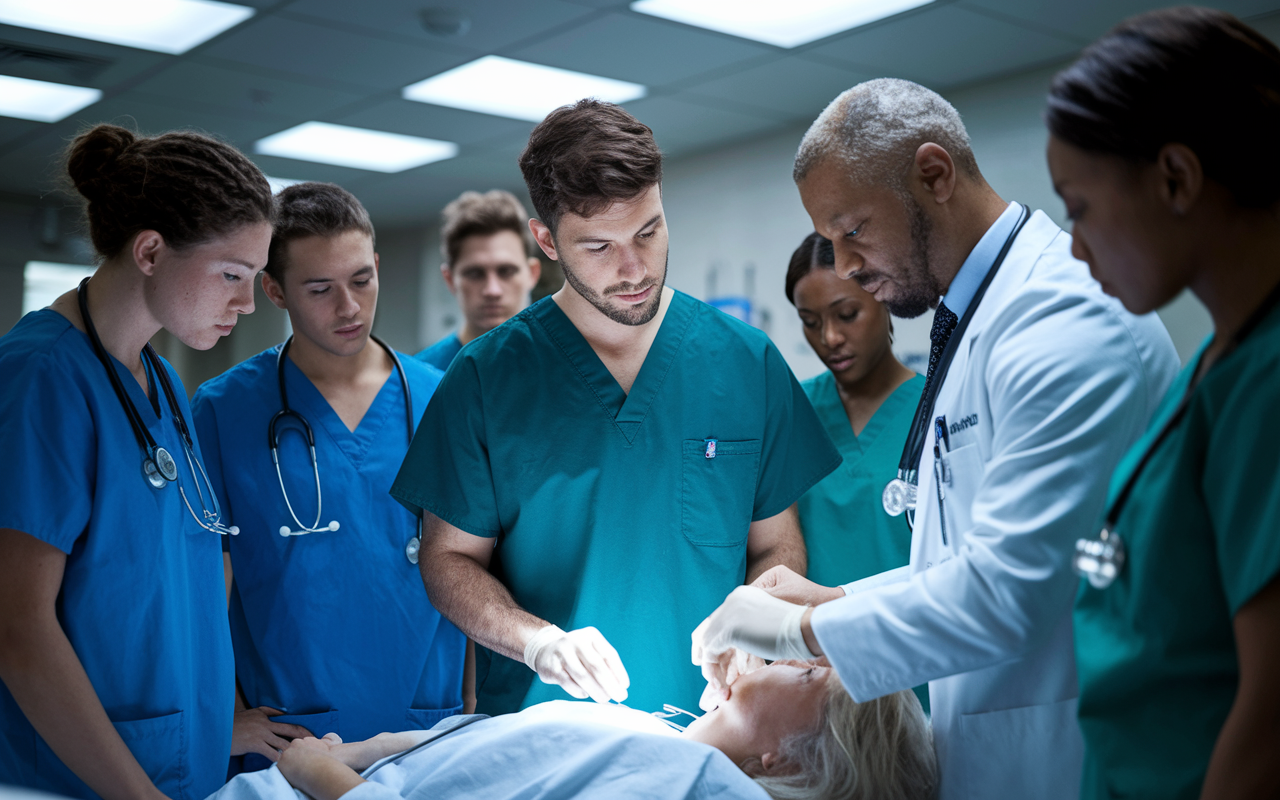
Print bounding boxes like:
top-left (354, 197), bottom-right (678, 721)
top-left (405, 536), bottom-right (421, 565)
top-left (882, 477), bottom-right (917, 517)
top-left (1073, 527), bottom-right (1126, 589)
top-left (143, 446), bottom-right (178, 489)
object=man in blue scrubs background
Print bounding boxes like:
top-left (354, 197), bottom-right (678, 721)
top-left (194, 183), bottom-right (466, 769)
top-left (415, 190), bottom-right (542, 370)
top-left (392, 100), bottom-right (842, 716)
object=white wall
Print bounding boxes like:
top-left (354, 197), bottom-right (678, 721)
top-left (658, 60), bottom-right (1212, 382)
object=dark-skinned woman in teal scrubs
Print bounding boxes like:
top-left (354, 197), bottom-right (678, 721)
top-left (1046, 8), bottom-right (1280, 799)
top-left (786, 232), bottom-right (927, 712)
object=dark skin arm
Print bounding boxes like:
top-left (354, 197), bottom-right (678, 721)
top-left (1200, 573), bottom-right (1280, 798)
top-left (0, 528), bottom-right (167, 800)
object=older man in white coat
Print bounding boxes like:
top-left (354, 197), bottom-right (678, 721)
top-left (692, 78), bottom-right (1179, 799)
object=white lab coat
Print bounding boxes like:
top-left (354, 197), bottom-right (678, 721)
top-left (811, 210), bottom-right (1179, 800)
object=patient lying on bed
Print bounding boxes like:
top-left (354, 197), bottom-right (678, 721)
top-left (213, 661), bottom-right (937, 800)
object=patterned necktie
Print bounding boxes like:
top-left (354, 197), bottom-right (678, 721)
top-left (925, 300), bottom-right (959, 388)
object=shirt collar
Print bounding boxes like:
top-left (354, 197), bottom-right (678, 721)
top-left (939, 201), bottom-right (1021, 319)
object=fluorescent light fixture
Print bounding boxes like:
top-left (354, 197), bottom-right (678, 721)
top-left (631, 0), bottom-right (935, 48)
top-left (0, 0), bottom-right (254, 55)
top-left (265, 176), bottom-right (306, 194)
top-left (402, 56), bottom-right (647, 122)
top-left (24, 262), bottom-right (96, 315)
top-left (255, 122), bottom-right (458, 173)
top-left (0, 75), bottom-right (101, 122)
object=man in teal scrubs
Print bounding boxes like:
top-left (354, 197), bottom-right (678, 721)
top-left (415, 190), bottom-right (542, 370)
top-left (392, 100), bottom-right (841, 716)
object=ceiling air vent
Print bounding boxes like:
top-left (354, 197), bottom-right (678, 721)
top-left (0, 41), bottom-right (111, 84)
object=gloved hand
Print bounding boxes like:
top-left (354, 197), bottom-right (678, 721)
top-left (691, 586), bottom-right (815, 696)
top-left (696, 648), bottom-right (766, 712)
top-left (524, 624), bottom-right (630, 704)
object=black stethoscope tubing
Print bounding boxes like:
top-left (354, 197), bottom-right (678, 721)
top-left (890, 204), bottom-right (1031, 525)
top-left (1103, 277), bottom-right (1280, 529)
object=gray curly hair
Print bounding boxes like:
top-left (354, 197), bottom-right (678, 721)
top-left (794, 78), bottom-right (980, 193)
top-left (753, 682), bottom-right (937, 800)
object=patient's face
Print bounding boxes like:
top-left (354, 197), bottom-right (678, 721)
top-left (684, 661), bottom-right (831, 770)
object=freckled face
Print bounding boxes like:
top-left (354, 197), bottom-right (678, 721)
top-left (1047, 134), bottom-right (1194, 314)
top-left (146, 221), bottom-right (272, 350)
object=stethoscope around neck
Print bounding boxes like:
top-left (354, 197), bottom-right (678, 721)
top-left (1073, 277), bottom-right (1280, 589)
top-left (881, 204), bottom-right (1031, 526)
top-left (270, 335), bottom-right (423, 563)
top-left (76, 277), bottom-right (238, 536)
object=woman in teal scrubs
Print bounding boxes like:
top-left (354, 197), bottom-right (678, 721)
top-left (0, 125), bottom-right (273, 798)
top-left (1046, 8), bottom-right (1280, 798)
top-left (786, 232), bottom-right (927, 711)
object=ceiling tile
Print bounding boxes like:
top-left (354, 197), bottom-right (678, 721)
top-left (330, 98), bottom-right (533, 149)
top-left (129, 59), bottom-right (365, 122)
top-left (357, 171), bottom-right (527, 228)
top-left (61, 95), bottom-right (283, 152)
top-left (285, 0), bottom-right (603, 54)
top-left (682, 56), bottom-right (874, 120)
top-left (0, 116), bottom-right (46, 149)
top-left (0, 23), bottom-right (170, 90)
top-left (199, 15), bottom-right (469, 91)
top-left (804, 5), bottom-right (1081, 89)
top-left (0, 129), bottom-right (83, 195)
top-left (624, 95), bottom-right (788, 156)
top-left (508, 12), bottom-right (774, 87)
top-left (959, 0), bottom-right (1280, 42)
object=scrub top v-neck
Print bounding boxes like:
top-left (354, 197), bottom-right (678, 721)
top-left (1074, 304), bottom-right (1280, 800)
top-left (0, 310), bottom-right (234, 800)
top-left (393, 290), bottom-right (841, 715)
top-left (192, 346), bottom-right (465, 747)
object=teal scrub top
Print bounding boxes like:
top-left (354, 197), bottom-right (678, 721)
top-left (0, 311), bottom-right (234, 800)
top-left (799, 371), bottom-right (922, 586)
top-left (392, 290), bottom-right (842, 715)
top-left (414, 332), bottom-right (463, 371)
top-left (192, 347), bottom-right (466, 746)
top-left (799, 370), bottom-right (928, 713)
top-left (1074, 305), bottom-right (1280, 800)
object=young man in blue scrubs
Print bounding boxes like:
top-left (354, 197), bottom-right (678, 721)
top-left (392, 100), bottom-right (842, 716)
top-left (415, 190), bottom-right (541, 370)
top-left (193, 183), bottom-right (466, 767)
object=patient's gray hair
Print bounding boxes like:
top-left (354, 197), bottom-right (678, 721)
top-left (794, 78), bottom-right (980, 192)
top-left (753, 682), bottom-right (937, 800)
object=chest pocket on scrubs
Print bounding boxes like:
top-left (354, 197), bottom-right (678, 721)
top-left (937, 443), bottom-right (983, 541)
top-left (37, 710), bottom-right (187, 800)
top-left (681, 439), bottom-right (761, 547)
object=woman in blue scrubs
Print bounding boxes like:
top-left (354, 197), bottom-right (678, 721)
top-left (0, 124), bottom-right (273, 799)
top-left (785, 232), bottom-right (927, 712)
top-left (1046, 8), bottom-right (1280, 798)
top-left (192, 183), bottom-right (466, 769)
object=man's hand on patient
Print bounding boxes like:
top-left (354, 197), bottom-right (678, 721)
top-left (524, 624), bottom-right (630, 704)
top-left (752, 565), bottom-right (844, 607)
top-left (231, 706), bottom-right (315, 761)
top-left (692, 586), bottom-right (818, 698)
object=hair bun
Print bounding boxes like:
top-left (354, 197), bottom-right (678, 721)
top-left (67, 124), bottom-right (136, 200)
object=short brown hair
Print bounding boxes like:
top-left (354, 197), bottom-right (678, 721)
top-left (65, 123), bottom-right (273, 260)
top-left (518, 99), bottom-right (662, 233)
top-left (441, 189), bottom-right (534, 265)
top-left (266, 182), bottom-right (375, 281)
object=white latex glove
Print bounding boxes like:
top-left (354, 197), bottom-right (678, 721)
top-left (691, 586), bottom-right (814, 695)
top-left (524, 624), bottom-right (630, 704)
top-left (697, 648), bottom-right (766, 712)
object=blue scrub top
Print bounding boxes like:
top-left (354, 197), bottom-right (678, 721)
top-left (0, 311), bottom-right (234, 800)
top-left (391, 291), bottom-right (842, 715)
top-left (414, 332), bottom-right (463, 371)
top-left (192, 346), bottom-right (465, 745)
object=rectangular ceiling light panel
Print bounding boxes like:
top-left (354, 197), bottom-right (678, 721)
top-left (0, 0), bottom-right (255, 55)
top-left (255, 122), bottom-right (459, 173)
top-left (0, 75), bottom-right (101, 122)
top-left (631, 0), bottom-right (935, 48)
top-left (403, 56), bottom-right (647, 122)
